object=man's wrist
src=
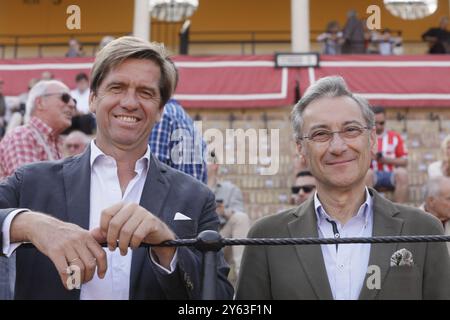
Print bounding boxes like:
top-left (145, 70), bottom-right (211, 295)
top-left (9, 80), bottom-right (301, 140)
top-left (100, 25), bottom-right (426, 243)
top-left (10, 211), bottom-right (34, 243)
top-left (10, 211), bottom-right (45, 243)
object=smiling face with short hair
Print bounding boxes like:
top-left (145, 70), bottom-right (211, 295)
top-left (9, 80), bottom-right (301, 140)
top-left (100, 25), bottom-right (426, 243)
top-left (89, 58), bottom-right (162, 157)
top-left (297, 96), bottom-right (377, 192)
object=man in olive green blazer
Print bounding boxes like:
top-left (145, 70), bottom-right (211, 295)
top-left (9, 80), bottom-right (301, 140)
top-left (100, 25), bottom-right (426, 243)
top-left (236, 76), bottom-right (450, 300)
top-left (236, 189), bottom-right (450, 300)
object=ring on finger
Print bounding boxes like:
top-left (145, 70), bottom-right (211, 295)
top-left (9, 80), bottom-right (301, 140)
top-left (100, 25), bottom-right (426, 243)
top-left (68, 257), bottom-right (80, 265)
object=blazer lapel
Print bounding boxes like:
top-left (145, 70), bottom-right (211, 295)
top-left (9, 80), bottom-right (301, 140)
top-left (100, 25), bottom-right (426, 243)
top-left (359, 188), bottom-right (404, 300)
top-left (130, 154), bottom-right (171, 296)
top-left (288, 197), bottom-right (333, 300)
top-left (63, 147), bottom-right (91, 230)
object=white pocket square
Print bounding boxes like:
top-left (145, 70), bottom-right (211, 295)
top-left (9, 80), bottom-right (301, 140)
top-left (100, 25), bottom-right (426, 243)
top-left (390, 248), bottom-right (414, 267)
top-left (174, 212), bottom-right (192, 221)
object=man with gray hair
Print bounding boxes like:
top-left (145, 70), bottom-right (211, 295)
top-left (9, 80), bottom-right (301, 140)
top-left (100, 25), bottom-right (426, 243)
top-left (237, 76), bottom-right (450, 300)
top-left (420, 177), bottom-right (450, 254)
top-left (0, 79), bottom-right (76, 299)
top-left (0, 80), bottom-right (76, 179)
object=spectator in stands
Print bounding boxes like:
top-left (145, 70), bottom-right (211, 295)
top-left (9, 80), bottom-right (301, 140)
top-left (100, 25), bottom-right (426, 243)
top-left (70, 72), bottom-right (95, 135)
top-left (342, 10), bottom-right (366, 54)
top-left (237, 76), bottom-right (450, 300)
top-left (428, 134), bottom-right (450, 178)
top-left (365, 106), bottom-right (408, 203)
top-left (63, 130), bottom-right (90, 157)
top-left (65, 38), bottom-right (85, 57)
top-left (422, 16), bottom-right (450, 54)
top-left (17, 78), bottom-right (39, 116)
top-left (0, 78), bottom-right (6, 139)
top-left (371, 29), bottom-right (397, 55)
top-left (291, 170), bottom-right (316, 205)
top-left (98, 36), bottom-right (115, 52)
top-left (317, 21), bottom-right (344, 55)
top-left (3, 79), bottom-right (39, 136)
top-left (207, 151), bottom-right (250, 284)
top-left (0, 79), bottom-right (75, 299)
top-left (149, 59), bottom-right (207, 183)
top-left (5, 113), bottom-right (23, 136)
top-left (420, 177), bottom-right (450, 254)
top-left (0, 79), bottom-right (76, 178)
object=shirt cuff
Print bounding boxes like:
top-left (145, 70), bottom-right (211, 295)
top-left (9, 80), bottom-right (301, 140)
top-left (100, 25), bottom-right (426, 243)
top-left (148, 248), bottom-right (178, 274)
top-left (2, 209), bottom-right (29, 256)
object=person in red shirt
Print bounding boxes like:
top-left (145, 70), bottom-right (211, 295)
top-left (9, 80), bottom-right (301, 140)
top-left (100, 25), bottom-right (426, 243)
top-left (365, 106), bottom-right (409, 203)
top-left (0, 80), bottom-right (76, 180)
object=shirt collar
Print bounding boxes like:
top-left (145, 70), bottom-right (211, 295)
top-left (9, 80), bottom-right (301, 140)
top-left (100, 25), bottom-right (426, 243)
top-left (89, 140), bottom-right (150, 175)
top-left (314, 187), bottom-right (373, 226)
top-left (30, 116), bottom-right (56, 138)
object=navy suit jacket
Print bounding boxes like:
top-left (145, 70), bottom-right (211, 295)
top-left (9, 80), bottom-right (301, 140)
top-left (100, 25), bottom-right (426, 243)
top-left (0, 147), bottom-right (233, 299)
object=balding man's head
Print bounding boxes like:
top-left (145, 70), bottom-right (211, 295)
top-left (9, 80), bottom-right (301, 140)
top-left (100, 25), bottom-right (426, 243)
top-left (424, 176), bottom-right (450, 223)
top-left (25, 80), bottom-right (76, 134)
top-left (63, 130), bottom-right (90, 157)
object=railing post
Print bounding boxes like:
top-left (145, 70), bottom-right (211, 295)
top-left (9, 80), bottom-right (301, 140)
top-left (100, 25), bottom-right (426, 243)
top-left (194, 230), bottom-right (223, 300)
top-left (251, 32), bottom-right (255, 55)
top-left (14, 36), bottom-right (18, 59)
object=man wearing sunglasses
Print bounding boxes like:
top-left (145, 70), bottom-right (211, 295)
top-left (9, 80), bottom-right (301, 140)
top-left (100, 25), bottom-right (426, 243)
top-left (0, 80), bottom-right (76, 180)
top-left (0, 79), bottom-right (75, 299)
top-left (291, 170), bottom-right (316, 205)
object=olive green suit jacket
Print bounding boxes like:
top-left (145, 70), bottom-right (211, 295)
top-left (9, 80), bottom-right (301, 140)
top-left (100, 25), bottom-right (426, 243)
top-left (236, 188), bottom-right (450, 300)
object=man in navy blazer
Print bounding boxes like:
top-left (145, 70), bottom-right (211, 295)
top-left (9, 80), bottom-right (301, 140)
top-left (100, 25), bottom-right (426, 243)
top-left (0, 36), bottom-right (233, 299)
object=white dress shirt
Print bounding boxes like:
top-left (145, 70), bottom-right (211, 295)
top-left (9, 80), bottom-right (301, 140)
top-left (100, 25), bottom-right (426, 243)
top-left (2, 140), bottom-right (177, 299)
top-left (314, 187), bottom-right (373, 300)
top-left (71, 88), bottom-right (90, 114)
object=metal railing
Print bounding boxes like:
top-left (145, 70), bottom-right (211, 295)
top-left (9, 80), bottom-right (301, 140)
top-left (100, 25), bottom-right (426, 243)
top-left (23, 230), bottom-right (450, 300)
top-left (155, 230), bottom-right (449, 299)
top-left (0, 32), bottom-right (128, 58)
top-left (0, 28), bottom-right (411, 58)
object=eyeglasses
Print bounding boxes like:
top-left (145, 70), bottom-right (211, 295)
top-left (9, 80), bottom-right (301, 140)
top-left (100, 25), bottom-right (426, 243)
top-left (300, 126), bottom-right (371, 143)
top-left (292, 185), bottom-right (315, 194)
top-left (41, 92), bottom-right (77, 107)
top-left (375, 121), bottom-right (385, 126)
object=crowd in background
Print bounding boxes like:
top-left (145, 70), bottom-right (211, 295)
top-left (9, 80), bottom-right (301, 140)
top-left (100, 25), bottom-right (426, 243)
top-left (0, 26), bottom-right (449, 300)
top-left (317, 10), bottom-right (450, 55)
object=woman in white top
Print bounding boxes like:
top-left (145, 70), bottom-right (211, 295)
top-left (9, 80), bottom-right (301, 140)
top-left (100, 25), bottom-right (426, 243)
top-left (428, 134), bottom-right (450, 178)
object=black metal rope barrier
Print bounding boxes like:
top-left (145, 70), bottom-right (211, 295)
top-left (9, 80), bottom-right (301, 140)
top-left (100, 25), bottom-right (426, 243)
top-left (21, 231), bottom-right (450, 300)
top-left (158, 231), bottom-right (450, 299)
top-left (151, 234), bottom-right (450, 248)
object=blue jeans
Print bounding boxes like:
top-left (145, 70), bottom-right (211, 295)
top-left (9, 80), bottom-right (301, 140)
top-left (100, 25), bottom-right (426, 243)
top-left (374, 171), bottom-right (395, 190)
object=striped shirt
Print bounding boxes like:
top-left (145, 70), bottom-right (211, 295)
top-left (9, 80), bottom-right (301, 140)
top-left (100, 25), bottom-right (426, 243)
top-left (371, 130), bottom-right (408, 172)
